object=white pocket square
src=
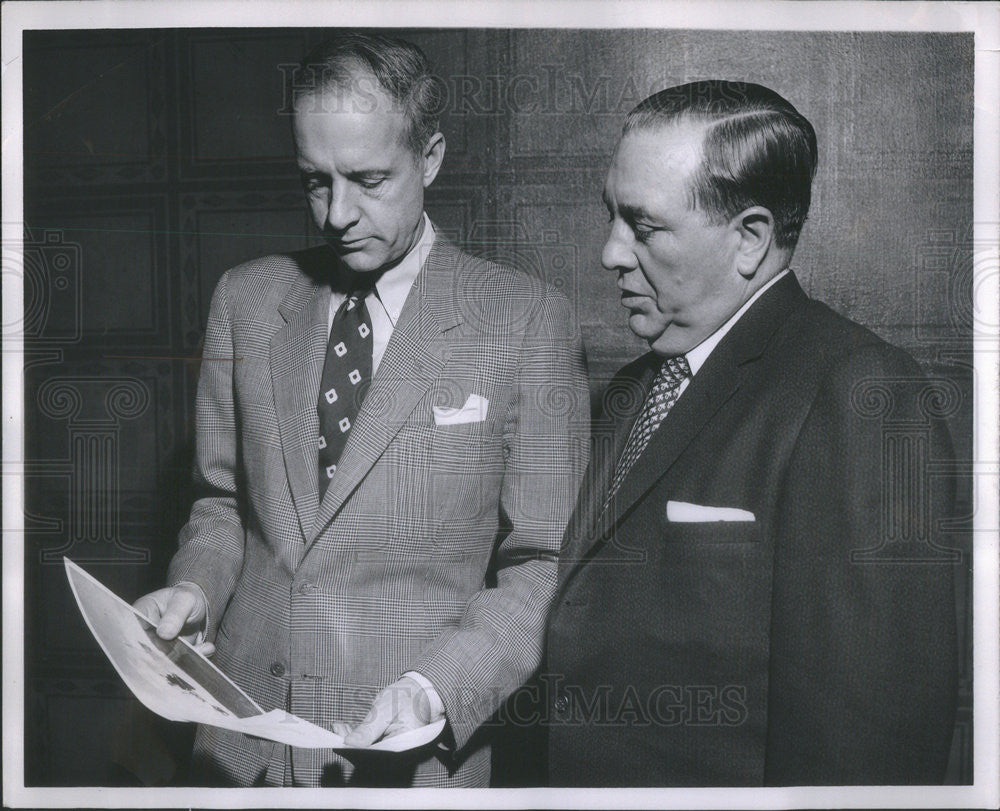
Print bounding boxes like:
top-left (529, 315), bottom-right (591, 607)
top-left (666, 501), bottom-right (755, 522)
top-left (432, 394), bottom-right (488, 425)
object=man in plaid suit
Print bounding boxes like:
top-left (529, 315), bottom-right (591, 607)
top-left (134, 33), bottom-right (588, 787)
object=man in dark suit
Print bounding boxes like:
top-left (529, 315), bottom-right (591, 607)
top-left (544, 81), bottom-right (959, 786)
top-left (133, 33), bottom-right (589, 786)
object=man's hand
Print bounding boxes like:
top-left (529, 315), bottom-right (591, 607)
top-left (132, 583), bottom-right (214, 657)
top-left (344, 676), bottom-right (443, 746)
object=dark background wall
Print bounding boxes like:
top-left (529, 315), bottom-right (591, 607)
top-left (21, 28), bottom-right (973, 786)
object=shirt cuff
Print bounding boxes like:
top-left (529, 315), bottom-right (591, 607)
top-left (402, 670), bottom-right (446, 719)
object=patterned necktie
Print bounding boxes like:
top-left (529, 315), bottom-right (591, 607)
top-left (317, 288), bottom-right (373, 498)
top-left (606, 355), bottom-right (691, 504)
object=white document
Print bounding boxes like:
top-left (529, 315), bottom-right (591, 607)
top-left (64, 558), bottom-right (445, 752)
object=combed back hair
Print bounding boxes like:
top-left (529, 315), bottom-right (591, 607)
top-left (294, 32), bottom-right (444, 155)
top-left (623, 81), bottom-right (818, 250)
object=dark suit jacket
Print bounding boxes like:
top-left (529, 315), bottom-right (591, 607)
top-left (545, 273), bottom-right (959, 786)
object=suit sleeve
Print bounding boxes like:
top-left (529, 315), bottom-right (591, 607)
top-left (764, 344), bottom-right (959, 784)
top-left (412, 288), bottom-right (590, 750)
top-left (166, 269), bottom-right (246, 638)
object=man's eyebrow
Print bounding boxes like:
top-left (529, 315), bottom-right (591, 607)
top-left (296, 166), bottom-right (391, 180)
top-left (618, 202), bottom-right (655, 222)
top-left (345, 168), bottom-right (391, 181)
top-left (601, 193), bottom-right (655, 222)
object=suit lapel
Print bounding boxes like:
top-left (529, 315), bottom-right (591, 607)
top-left (270, 270), bottom-right (331, 544)
top-left (557, 358), bottom-right (656, 580)
top-left (561, 349), bottom-right (745, 573)
top-left (307, 237), bottom-right (464, 543)
top-left (564, 272), bottom-right (809, 573)
top-left (605, 344), bottom-right (745, 529)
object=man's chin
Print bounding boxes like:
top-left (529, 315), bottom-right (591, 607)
top-left (329, 246), bottom-right (383, 274)
top-left (627, 313), bottom-right (666, 343)
top-left (647, 331), bottom-right (692, 358)
top-left (628, 316), bottom-right (689, 356)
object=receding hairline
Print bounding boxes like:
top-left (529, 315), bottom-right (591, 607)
top-left (290, 66), bottom-right (421, 158)
top-left (292, 62), bottom-right (397, 110)
top-left (622, 106), bottom-right (797, 147)
top-left (291, 51), bottom-right (441, 157)
top-left (610, 118), bottom-right (712, 209)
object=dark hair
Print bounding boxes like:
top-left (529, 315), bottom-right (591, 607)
top-left (623, 81), bottom-right (818, 250)
top-left (294, 32), bottom-right (444, 155)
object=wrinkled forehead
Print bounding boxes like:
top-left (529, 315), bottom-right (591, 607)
top-left (291, 82), bottom-right (411, 156)
top-left (292, 60), bottom-right (397, 111)
top-left (604, 122), bottom-right (706, 206)
top-left (292, 79), bottom-right (405, 124)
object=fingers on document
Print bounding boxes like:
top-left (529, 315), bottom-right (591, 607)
top-left (191, 641), bottom-right (216, 657)
top-left (131, 593), bottom-right (162, 623)
top-left (344, 721), bottom-right (379, 747)
top-left (156, 588), bottom-right (199, 640)
top-left (344, 705), bottom-right (385, 746)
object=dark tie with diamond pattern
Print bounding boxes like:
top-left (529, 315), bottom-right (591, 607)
top-left (605, 355), bottom-right (691, 506)
top-left (317, 288), bottom-right (373, 499)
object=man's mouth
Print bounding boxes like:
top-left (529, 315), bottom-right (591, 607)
top-left (619, 290), bottom-right (647, 307)
top-left (336, 237), bottom-right (370, 249)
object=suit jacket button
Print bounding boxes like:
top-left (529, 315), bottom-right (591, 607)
top-left (270, 662), bottom-right (286, 677)
top-left (554, 692), bottom-right (570, 714)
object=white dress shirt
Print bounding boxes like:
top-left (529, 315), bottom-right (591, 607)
top-left (327, 212), bottom-right (436, 375)
top-left (678, 269), bottom-right (790, 392)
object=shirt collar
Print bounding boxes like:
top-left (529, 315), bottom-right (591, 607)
top-left (373, 212), bottom-right (435, 323)
top-left (684, 269), bottom-right (790, 376)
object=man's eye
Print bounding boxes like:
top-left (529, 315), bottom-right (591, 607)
top-left (360, 178), bottom-right (386, 190)
top-left (632, 224), bottom-right (656, 244)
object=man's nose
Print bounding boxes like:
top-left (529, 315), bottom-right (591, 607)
top-left (601, 222), bottom-right (637, 273)
top-left (325, 183), bottom-right (360, 233)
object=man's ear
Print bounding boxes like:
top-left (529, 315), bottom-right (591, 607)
top-left (732, 206), bottom-right (774, 278)
top-left (421, 132), bottom-right (446, 188)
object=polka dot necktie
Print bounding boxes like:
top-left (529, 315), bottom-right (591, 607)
top-left (605, 355), bottom-right (691, 506)
top-left (317, 288), bottom-right (373, 498)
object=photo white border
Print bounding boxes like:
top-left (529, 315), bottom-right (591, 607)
top-left (3, 1), bottom-right (997, 808)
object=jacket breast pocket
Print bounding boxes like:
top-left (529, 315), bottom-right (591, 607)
top-left (425, 420), bottom-right (503, 524)
top-left (430, 419), bottom-right (496, 462)
top-left (660, 520), bottom-right (762, 545)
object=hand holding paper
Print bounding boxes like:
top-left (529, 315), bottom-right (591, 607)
top-left (345, 675), bottom-right (444, 746)
top-left (133, 582), bottom-right (213, 657)
top-left (66, 559), bottom-right (444, 752)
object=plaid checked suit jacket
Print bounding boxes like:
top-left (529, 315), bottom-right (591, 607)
top-left (167, 234), bottom-right (589, 786)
